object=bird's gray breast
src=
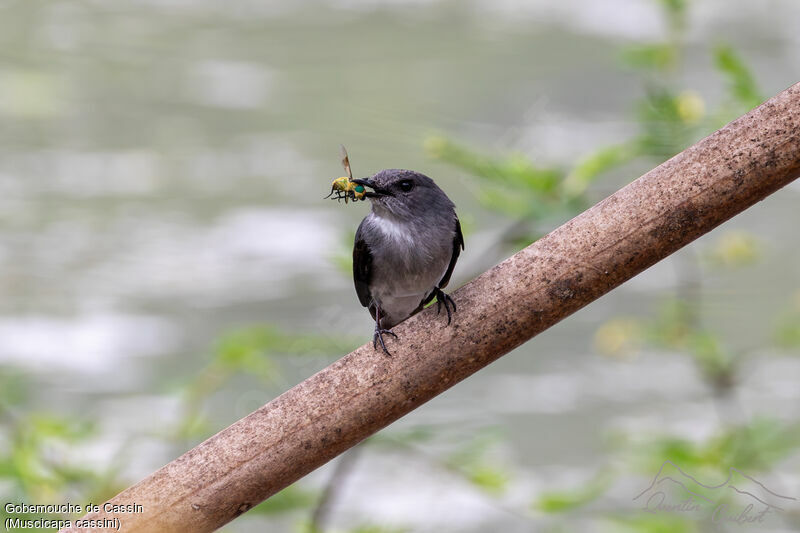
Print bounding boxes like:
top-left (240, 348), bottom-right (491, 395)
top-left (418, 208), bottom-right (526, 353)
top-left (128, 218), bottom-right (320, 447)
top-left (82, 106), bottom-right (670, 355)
top-left (363, 213), bottom-right (451, 326)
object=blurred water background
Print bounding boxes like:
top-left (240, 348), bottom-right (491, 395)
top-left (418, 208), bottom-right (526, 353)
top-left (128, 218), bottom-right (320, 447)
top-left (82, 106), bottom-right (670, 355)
top-left (1, 0), bottom-right (799, 532)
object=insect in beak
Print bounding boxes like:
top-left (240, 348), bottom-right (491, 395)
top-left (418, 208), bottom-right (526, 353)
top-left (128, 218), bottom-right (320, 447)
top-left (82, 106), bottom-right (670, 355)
top-left (351, 178), bottom-right (392, 198)
top-left (324, 145), bottom-right (368, 203)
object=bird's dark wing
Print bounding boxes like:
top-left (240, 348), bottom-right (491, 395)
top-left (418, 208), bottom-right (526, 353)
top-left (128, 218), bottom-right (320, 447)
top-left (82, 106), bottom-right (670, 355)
top-left (437, 217), bottom-right (464, 289)
top-left (353, 221), bottom-right (373, 309)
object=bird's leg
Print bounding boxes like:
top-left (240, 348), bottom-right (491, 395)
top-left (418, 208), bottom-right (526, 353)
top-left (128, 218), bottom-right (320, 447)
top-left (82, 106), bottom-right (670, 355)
top-left (433, 287), bottom-right (457, 325)
top-left (372, 304), bottom-right (398, 356)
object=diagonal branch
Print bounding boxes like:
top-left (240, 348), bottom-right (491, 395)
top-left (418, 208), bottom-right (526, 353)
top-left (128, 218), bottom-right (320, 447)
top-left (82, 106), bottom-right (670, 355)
top-left (62, 82), bottom-right (800, 533)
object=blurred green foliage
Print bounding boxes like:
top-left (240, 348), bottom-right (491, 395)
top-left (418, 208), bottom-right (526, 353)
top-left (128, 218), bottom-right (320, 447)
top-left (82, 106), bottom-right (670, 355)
top-left (606, 513), bottom-right (699, 533)
top-left (427, 0), bottom-right (765, 251)
top-left (714, 44), bottom-right (764, 113)
top-left (623, 417), bottom-right (800, 474)
top-left (1, 1), bottom-right (796, 532)
top-left (371, 426), bottom-right (512, 497)
top-left (424, 0), bottom-right (798, 532)
top-left (0, 409), bottom-right (123, 532)
top-left (2, 414), bottom-right (96, 499)
top-left (173, 324), bottom-right (360, 444)
top-left (0, 324), bottom-right (360, 531)
top-left (251, 485), bottom-right (317, 516)
top-left (424, 135), bottom-right (582, 246)
top-left (443, 431), bottom-right (510, 496)
top-left (534, 469), bottom-right (612, 513)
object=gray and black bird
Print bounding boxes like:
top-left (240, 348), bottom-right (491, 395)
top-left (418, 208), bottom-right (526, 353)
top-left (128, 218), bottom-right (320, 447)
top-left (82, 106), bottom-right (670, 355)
top-left (350, 169), bottom-right (464, 354)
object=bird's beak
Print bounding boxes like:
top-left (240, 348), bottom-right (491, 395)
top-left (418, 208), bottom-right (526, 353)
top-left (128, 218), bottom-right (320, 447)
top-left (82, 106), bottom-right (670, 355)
top-left (352, 178), bottom-right (392, 198)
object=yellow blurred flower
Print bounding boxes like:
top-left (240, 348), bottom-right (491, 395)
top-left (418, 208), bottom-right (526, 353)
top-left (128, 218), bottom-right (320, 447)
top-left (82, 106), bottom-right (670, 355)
top-left (677, 90), bottom-right (706, 123)
top-left (707, 231), bottom-right (760, 267)
top-left (594, 318), bottom-right (642, 358)
top-left (423, 135), bottom-right (448, 158)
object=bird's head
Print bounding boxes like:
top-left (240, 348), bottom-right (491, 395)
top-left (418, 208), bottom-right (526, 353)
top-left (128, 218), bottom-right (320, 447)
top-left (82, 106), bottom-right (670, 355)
top-left (352, 169), bottom-right (454, 221)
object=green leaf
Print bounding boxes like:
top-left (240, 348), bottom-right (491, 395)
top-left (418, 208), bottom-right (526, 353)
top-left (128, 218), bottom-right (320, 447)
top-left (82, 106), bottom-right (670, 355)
top-left (566, 141), bottom-right (641, 195)
top-left (425, 135), bottom-right (562, 195)
top-left (621, 44), bottom-right (678, 71)
top-left (215, 325), bottom-right (357, 363)
top-left (714, 45), bottom-right (763, 111)
top-left (606, 512), bottom-right (698, 533)
top-left (477, 184), bottom-right (535, 218)
top-left (535, 470), bottom-right (611, 513)
top-left (444, 431), bottom-right (510, 495)
top-left (29, 414), bottom-right (95, 441)
top-left (628, 418), bottom-right (800, 474)
top-left (658, 0), bottom-right (689, 36)
top-left (214, 328), bottom-right (279, 379)
top-left (466, 464), bottom-right (508, 495)
top-left (714, 418), bottom-right (800, 470)
top-left (250, 485), bottom-right (316, 515)
top-left (686, 331), bottom-right (732, 377)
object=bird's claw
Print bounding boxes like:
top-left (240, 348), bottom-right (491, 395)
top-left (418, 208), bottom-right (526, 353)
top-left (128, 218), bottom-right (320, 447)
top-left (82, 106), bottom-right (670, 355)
top-left (433, 287), bottom-right (456, 325)
top-left (373, 327), bottom-right (398, 356)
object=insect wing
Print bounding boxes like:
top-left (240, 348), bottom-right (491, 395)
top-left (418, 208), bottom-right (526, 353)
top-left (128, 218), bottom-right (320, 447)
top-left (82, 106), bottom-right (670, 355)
top-left (340, 144), bottom-right (353, 181)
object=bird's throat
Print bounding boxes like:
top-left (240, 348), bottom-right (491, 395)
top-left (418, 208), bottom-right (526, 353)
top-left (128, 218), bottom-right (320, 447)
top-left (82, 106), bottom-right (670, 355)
top-left (371, 213), bottom-right (413, 245)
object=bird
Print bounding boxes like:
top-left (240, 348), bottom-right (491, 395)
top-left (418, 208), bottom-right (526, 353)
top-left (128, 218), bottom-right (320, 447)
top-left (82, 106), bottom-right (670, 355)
top-left (350, 169), bottom-right (464, 355)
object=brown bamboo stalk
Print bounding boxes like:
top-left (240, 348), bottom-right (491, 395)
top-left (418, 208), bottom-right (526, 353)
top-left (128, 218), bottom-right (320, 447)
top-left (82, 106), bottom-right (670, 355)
top-left (62, 82), bottom-right (800, 533)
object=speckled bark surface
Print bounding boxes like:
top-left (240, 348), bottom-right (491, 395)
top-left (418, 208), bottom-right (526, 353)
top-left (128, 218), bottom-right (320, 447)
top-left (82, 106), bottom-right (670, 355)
top-left (62, 82), bottom-right (800, 533)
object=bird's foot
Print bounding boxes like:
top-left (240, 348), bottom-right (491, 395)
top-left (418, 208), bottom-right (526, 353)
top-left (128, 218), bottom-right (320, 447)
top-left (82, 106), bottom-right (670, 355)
top-left (373, 327), bottom-right (398, 356)
top-left (433, 287), bottom-right (457, 325)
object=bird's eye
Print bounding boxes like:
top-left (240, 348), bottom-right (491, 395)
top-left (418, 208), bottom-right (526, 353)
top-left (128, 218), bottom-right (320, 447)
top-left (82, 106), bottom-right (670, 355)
top-left (398, 180), bottom-right (414, 192)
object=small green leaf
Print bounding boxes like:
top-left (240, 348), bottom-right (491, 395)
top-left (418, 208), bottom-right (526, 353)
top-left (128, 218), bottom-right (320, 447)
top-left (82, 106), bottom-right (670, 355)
top-left (535, 469), bottom-right (611, 513)
top-left (606, 512), bottom-right (698, 533)
top-left (621, 44), bottom-right (678, 71)
top-left (250, 485), bottom-right (316, 515)
top-left (467, 465), bottom-right (508, 495)
top-left (714, 45), bottom-right (763, 111)
top-left (566, 142), bottom-right (641, 195)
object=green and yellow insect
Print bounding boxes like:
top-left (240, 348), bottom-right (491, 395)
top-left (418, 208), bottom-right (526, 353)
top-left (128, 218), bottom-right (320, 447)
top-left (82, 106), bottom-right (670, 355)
top-left (324, 145), bottom-right (366, 203)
